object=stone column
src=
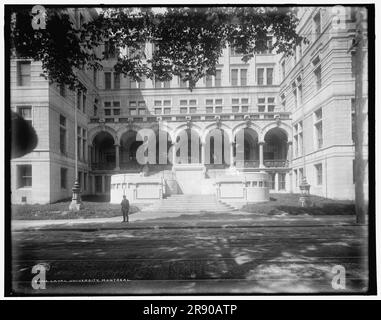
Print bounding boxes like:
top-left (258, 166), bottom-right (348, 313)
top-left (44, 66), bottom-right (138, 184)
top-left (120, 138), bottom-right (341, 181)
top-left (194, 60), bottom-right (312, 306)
top-left (259, 141), bottom-right (265, 168)
top-left (115, 144), bottom-right (120, 170)
top-left (230, 142), bottom-right (235, 167)
top-left (287, 141), bottom-right (293, 167)
top-left (274, 172), bottom-right (279, 191)
top-left (172, 142), bottom-right (176, 166)
top-left (201, 142), bottom-right (205, 165)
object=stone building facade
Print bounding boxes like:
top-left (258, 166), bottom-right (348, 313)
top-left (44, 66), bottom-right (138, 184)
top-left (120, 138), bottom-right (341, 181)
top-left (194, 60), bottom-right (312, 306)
top-left (10, 6), bottom-right (367, 204)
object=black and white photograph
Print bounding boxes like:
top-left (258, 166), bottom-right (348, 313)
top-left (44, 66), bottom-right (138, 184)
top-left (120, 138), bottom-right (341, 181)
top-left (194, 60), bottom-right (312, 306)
top-left (3, 2), bottom-right (376, 300)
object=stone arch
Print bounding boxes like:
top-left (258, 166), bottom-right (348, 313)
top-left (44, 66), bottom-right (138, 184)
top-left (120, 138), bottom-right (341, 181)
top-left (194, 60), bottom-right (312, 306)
top-left (232, 122), bottom-right (262, 140)
top-left (116, 124), bottom-right (143, 144)
top-left (152, 122), bottom-right (175, 143)
top-left (91, 130), bottom-right (116, 170)
top-left (88, 125), bottom-right (118, 146)
top-left (260, 122), bottom-right (292, 143)
top-left (173, 123), bottom-right (203, 141)
top-left (201, 122), bottom-right (233, 145)
top-left (204, 127), bottom-right (231, 166)
top-left (233, 126), bottom-right (260, 164)
top-left (173, 125), bottom-right (202, 164)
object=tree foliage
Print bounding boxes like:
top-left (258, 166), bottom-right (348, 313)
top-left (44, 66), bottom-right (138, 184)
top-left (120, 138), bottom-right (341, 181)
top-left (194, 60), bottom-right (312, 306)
top-left (9, 6), bottom-right (304, 90)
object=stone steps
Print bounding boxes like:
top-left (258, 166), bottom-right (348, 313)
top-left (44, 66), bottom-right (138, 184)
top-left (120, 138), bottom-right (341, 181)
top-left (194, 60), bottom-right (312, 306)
top-left (141, 194), bottom-right (235, 213)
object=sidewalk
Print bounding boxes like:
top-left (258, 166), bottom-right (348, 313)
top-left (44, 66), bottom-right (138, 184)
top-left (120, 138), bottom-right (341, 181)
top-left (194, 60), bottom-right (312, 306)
top-left (11, 210), bottom-right (358, 231)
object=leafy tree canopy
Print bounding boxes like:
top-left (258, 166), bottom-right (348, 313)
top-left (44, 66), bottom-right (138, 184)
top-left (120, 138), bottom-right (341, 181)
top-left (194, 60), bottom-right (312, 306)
top-left (9, 6), bottom-right (304, 91)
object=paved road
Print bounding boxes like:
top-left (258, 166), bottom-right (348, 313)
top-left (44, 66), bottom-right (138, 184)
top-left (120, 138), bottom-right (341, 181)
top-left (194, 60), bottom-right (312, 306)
top-left (11, 215), bottom-right (368, 295)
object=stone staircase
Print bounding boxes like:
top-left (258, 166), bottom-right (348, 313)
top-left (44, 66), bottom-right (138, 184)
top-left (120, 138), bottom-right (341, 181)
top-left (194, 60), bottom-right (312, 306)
top-left (140, 194), bottom-right (235, 215)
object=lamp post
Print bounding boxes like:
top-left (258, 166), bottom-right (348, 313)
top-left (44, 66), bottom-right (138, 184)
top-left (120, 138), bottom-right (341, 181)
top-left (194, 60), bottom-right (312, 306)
top-left (299, 176), bottom-right (311, 207)
top-left (69, 88), bottom-right (83, 211)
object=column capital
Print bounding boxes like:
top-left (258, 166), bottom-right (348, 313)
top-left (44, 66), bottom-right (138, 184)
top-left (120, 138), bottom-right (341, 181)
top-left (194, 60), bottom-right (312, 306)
top-left (287, 140), bottom-right (293, 145)
top-left (114, 143), bottom-right (120, 147)
top-left (258, 141), bottom-right (265, 145)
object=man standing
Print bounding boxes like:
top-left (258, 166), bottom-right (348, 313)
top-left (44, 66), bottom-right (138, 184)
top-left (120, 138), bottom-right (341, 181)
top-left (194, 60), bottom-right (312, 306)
top-left (121, 195), bottom-right (130, 223)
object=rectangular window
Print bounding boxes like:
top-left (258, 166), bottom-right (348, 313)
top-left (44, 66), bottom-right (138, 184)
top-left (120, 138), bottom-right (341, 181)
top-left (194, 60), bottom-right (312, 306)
top-left (315, 163), bottom-right (323, 185)
top-left (61, 168), bottom-right (67, 189)
top-left (205, 74), bottom-right (213, 87)
top-left (266, 68), bottom-right (274, 85)
top-left (164, 80), bottom-right (170, 88)
top-left (163, 100), bottom-right (171, 107)
top-left (59, 84), bottom-right (66, 97)
top-left (179, 73), bottom-right (187, 88)
top-left (351, 98), bottom-right (356, 143)
top-left (278, 173), bottom-right (286, 190)
top-left (240, 69), bottom-right (247, 86)
top-left (180, 107), bottom-right (187, 114)
top-left (59, 114), bottom-right (66, 154)
top-left (113, 109), bottom-right (120, 115)
top-left (299, 168), bottom-right (304, 184)
top-left (95, 176), bottom-right (102, 193)
top-left (82, 93), bottom-right (86, 113)
top-left (18, 106), bottom-right (32, 126)
top-left (266, 68), bottom-right (273, 85)
top-left (189, 99), bottom-right (197, 106)
top-left (84, 172), bottom-right (87, 191)
top-left (138, 77), bottom-right (145, 89)
top-left (18, 165), bottom-right (32, 188)
top-left (154, 108), bottom-right (162, 115)
top-left (230, 46), bottom-right (240, 56)
top-left (281, 60), bottom-right (286, 80)
top-left (231, 69), bottom-right (238, 86)
top-left (206, 107), bottom-right (213, 113)
top-left (17, 61), bottom-right (31, 86)
top-left (232, 106), bottom-right (240, 113)
top-left (298, 84), bottom-right (303, 105)
top-left (104, 41), bottom-right (116, 59)
top-left (129, 77), bottom-right (137, 89)
top-left (215, 106), bottom-right (222, 113)
top-left (241, 106), bottom-right (248, 113)
top-left (154, 100), bottom-right (162, 107)
top-left (315, 122), bottom-right (323, 149)
top-left (155, 79), bottom-right (161, 88)
top-left (180, 100), bottom-right (187, 106)
top-left (314, 11), bottom-right (321, 37)
top-left (215, 70), bottom-right (222, 87)
top-left (114, 73), bottom-right (120, 89)
top-left (138, 108), bottom-right (146, 115)
top-left (257, 68), bottom-right (264, 85)
top-left (104, 72), bottom-right (111, 89)
top-left (314, 65), bottom-right (322, 90)
top-left (105, 109), bottom-right (111, 116)
top-left (189, 107), bottom-right (197, 114)
top-left (77, 90), bottom-right (81, 110)
top-left (314, 108), bottom-right (323, 149)
top-left (164, 108), bottom-right (171, 114)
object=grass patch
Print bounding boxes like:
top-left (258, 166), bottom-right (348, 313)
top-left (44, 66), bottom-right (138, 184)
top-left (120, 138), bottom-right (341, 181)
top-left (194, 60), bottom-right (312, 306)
top-left (12, 200), bottom-right (140, 220)
top-left (242, 193), bottom-right (355, 216)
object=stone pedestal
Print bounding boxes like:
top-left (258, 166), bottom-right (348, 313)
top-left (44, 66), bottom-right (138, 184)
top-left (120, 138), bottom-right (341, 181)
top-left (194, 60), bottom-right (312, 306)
top-left (69, 180), bottom-right (83, 211)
